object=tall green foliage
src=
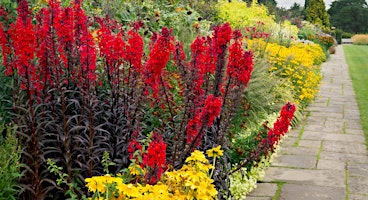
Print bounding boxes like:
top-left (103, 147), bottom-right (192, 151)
top-left (0, 124), bottom-right (23, 200)
top-left (305, 0), bottom-right (330, 28)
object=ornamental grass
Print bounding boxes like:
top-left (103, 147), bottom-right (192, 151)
top-left (352, 34), bottom-right (368, 45)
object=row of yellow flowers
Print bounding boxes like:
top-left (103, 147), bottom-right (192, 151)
top-left (85, 147), bottom-right (223, 200)
top-left (247, 39), bottom-right (326, 106)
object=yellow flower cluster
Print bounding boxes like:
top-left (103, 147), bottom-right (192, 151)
top-left (247, 39), bottom-right (325, 105)
top-left (85, 146), bottom-right (223, 200)
top-left (216, 0), bottom-right (276, 30)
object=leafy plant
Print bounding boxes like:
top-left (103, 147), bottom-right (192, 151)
top-left (0, 123), bottom-right (23, 200)
top-left (216, 0), bottom-right (276, 31)
top-left (46, 159), bottom-right (82, 200)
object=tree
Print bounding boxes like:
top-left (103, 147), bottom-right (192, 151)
top-left (328, 0), bottom-right (368, 33)
top-left (305, 0), bottom-right (330, 28)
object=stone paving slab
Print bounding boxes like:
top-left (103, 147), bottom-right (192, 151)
top-left (319, 151), bottom-right (368, 163)
top-left (279, 146), bottom-right (319, 156)
top-left (349, 194), bottom-right (368, 200)
top-left (348, 176), bottom-right (368, 195)
top-left (246, 197), bottom-right (272, 200)
top-left (279, 184), bottom-right (345, 200)
top-left (316, 159), bottom-right (345, 171)
top-left (348, 163), bottom-right (368, 176)
top-left (302, 131), bottom-right (365, 143)
top-left (297, 140), bottom-right (321, 148)
top-left (247, 183), bottom-right (277, 197)
top-left (262, 167), bottom-right (345, 187)
top-left (322, 141), bottom-right (367, 154)
top-left (272, 155), bottom-right (316, 169)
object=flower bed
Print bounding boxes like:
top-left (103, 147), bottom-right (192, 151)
top-left (0, 0), bottom-right (325, 199)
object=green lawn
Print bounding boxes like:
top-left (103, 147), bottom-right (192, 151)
top-left (343, 45), bottom-right (368, 149)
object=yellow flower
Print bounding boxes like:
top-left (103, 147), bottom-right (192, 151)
top-left (185, 150), bottom-right (208, 164)
top-left (85, 177), bottom-right (106, 193)
top-left (206, 145), bottom-right (223, 158)
top-left (116, 183), bottom-right (140, 197)
top-left (128, 162), bottom-right (145, 176)
top-left (152, 183), bottom-right (169, 196)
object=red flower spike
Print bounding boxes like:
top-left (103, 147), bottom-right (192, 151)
top-left (213, 23), bottom-right (232, 54)
top-left (266, 102), bottom-right (296, 147)
top-left (126, 28), bottom-right (143, 73)
top-left (202, 94), bottom-right (223, 127)
top-left (186, 95), bottom-right (223, 146)
top-left (0, 22), bottom-right (10, 75)
top-left (8, 0), bottom-right (38, 93)
top-left (173, 41), bottom-right (186, 66)
top-left (227, 31), bottom-right (254, 87)
top-left (54, 6), bottom-right (74, 70)
top-left (142, 132), bottom-right (167, 184)
top-left (71, 1), bottom-right (97, 86)
top-left (144, 27), bottom-right (174, 97)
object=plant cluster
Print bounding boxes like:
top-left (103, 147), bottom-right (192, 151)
top-left (216, 0), bottom-right (276, 31)
top-left (0, 0), bottom-right (325, 199)
top-left (0, 123), bottom-right (23, 200)
top-left (229, 102), bottom-right (296, 198)
top-left (247, 39), bottom-right (325, 106)
top-left (307, 34), bottom-right (335, 52)
top-left (352, 34), bottom-right (368, 45)
top-left (0, 0), bottom-right (261, 198)
top-left (86, 146), bottom-right (222, 200)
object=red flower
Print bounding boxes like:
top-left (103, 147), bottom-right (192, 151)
top-left (128, 139), bottom-right (142, 160)
top-left (54, 6), bottom-right (74, 69)
top-left (0, 22), bottom-right (10, 75)
top-left (267, 102), bottom-right (296, 147)
top-left (202, 94), bottom-right (223, 126)
top-left (142, 132), bottom-right (167, 184)
top-left (97, 18), bottom-right (127, 84)
top-left (213, 23), bottom-right (232, 54)
top-left (8, 0), bottom-right (38, 93)
top-left (227, 31), bottom-right (254, 87)
top-left (126, 28), bottom-right (143, 73)
top-left (186, 94), bottom-right (223, 145)
top-left (144, 27), bottom-right (174, 96)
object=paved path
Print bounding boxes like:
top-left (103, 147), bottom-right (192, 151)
top-left (247, 45), bottom-right (368, 200)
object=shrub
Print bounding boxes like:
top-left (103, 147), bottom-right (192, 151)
top-left (270, 20), bottom-right (299, 46)
top-left (342, 31), bottom-right (354, 39)
top-left (297, 21), bottom-right (317, 40)
top-left (307, 34), bottom-right (335, 54)
top-left (0, 124), bottom-right (23, 200)
top-left (216, 0), bottom-right (276, 31)
top-left (334, 28), bottom-right (343, 44)
top-left (247, 39), bottom-right (324, 107)
top-left (352, 34), bottom-right (368, 45)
